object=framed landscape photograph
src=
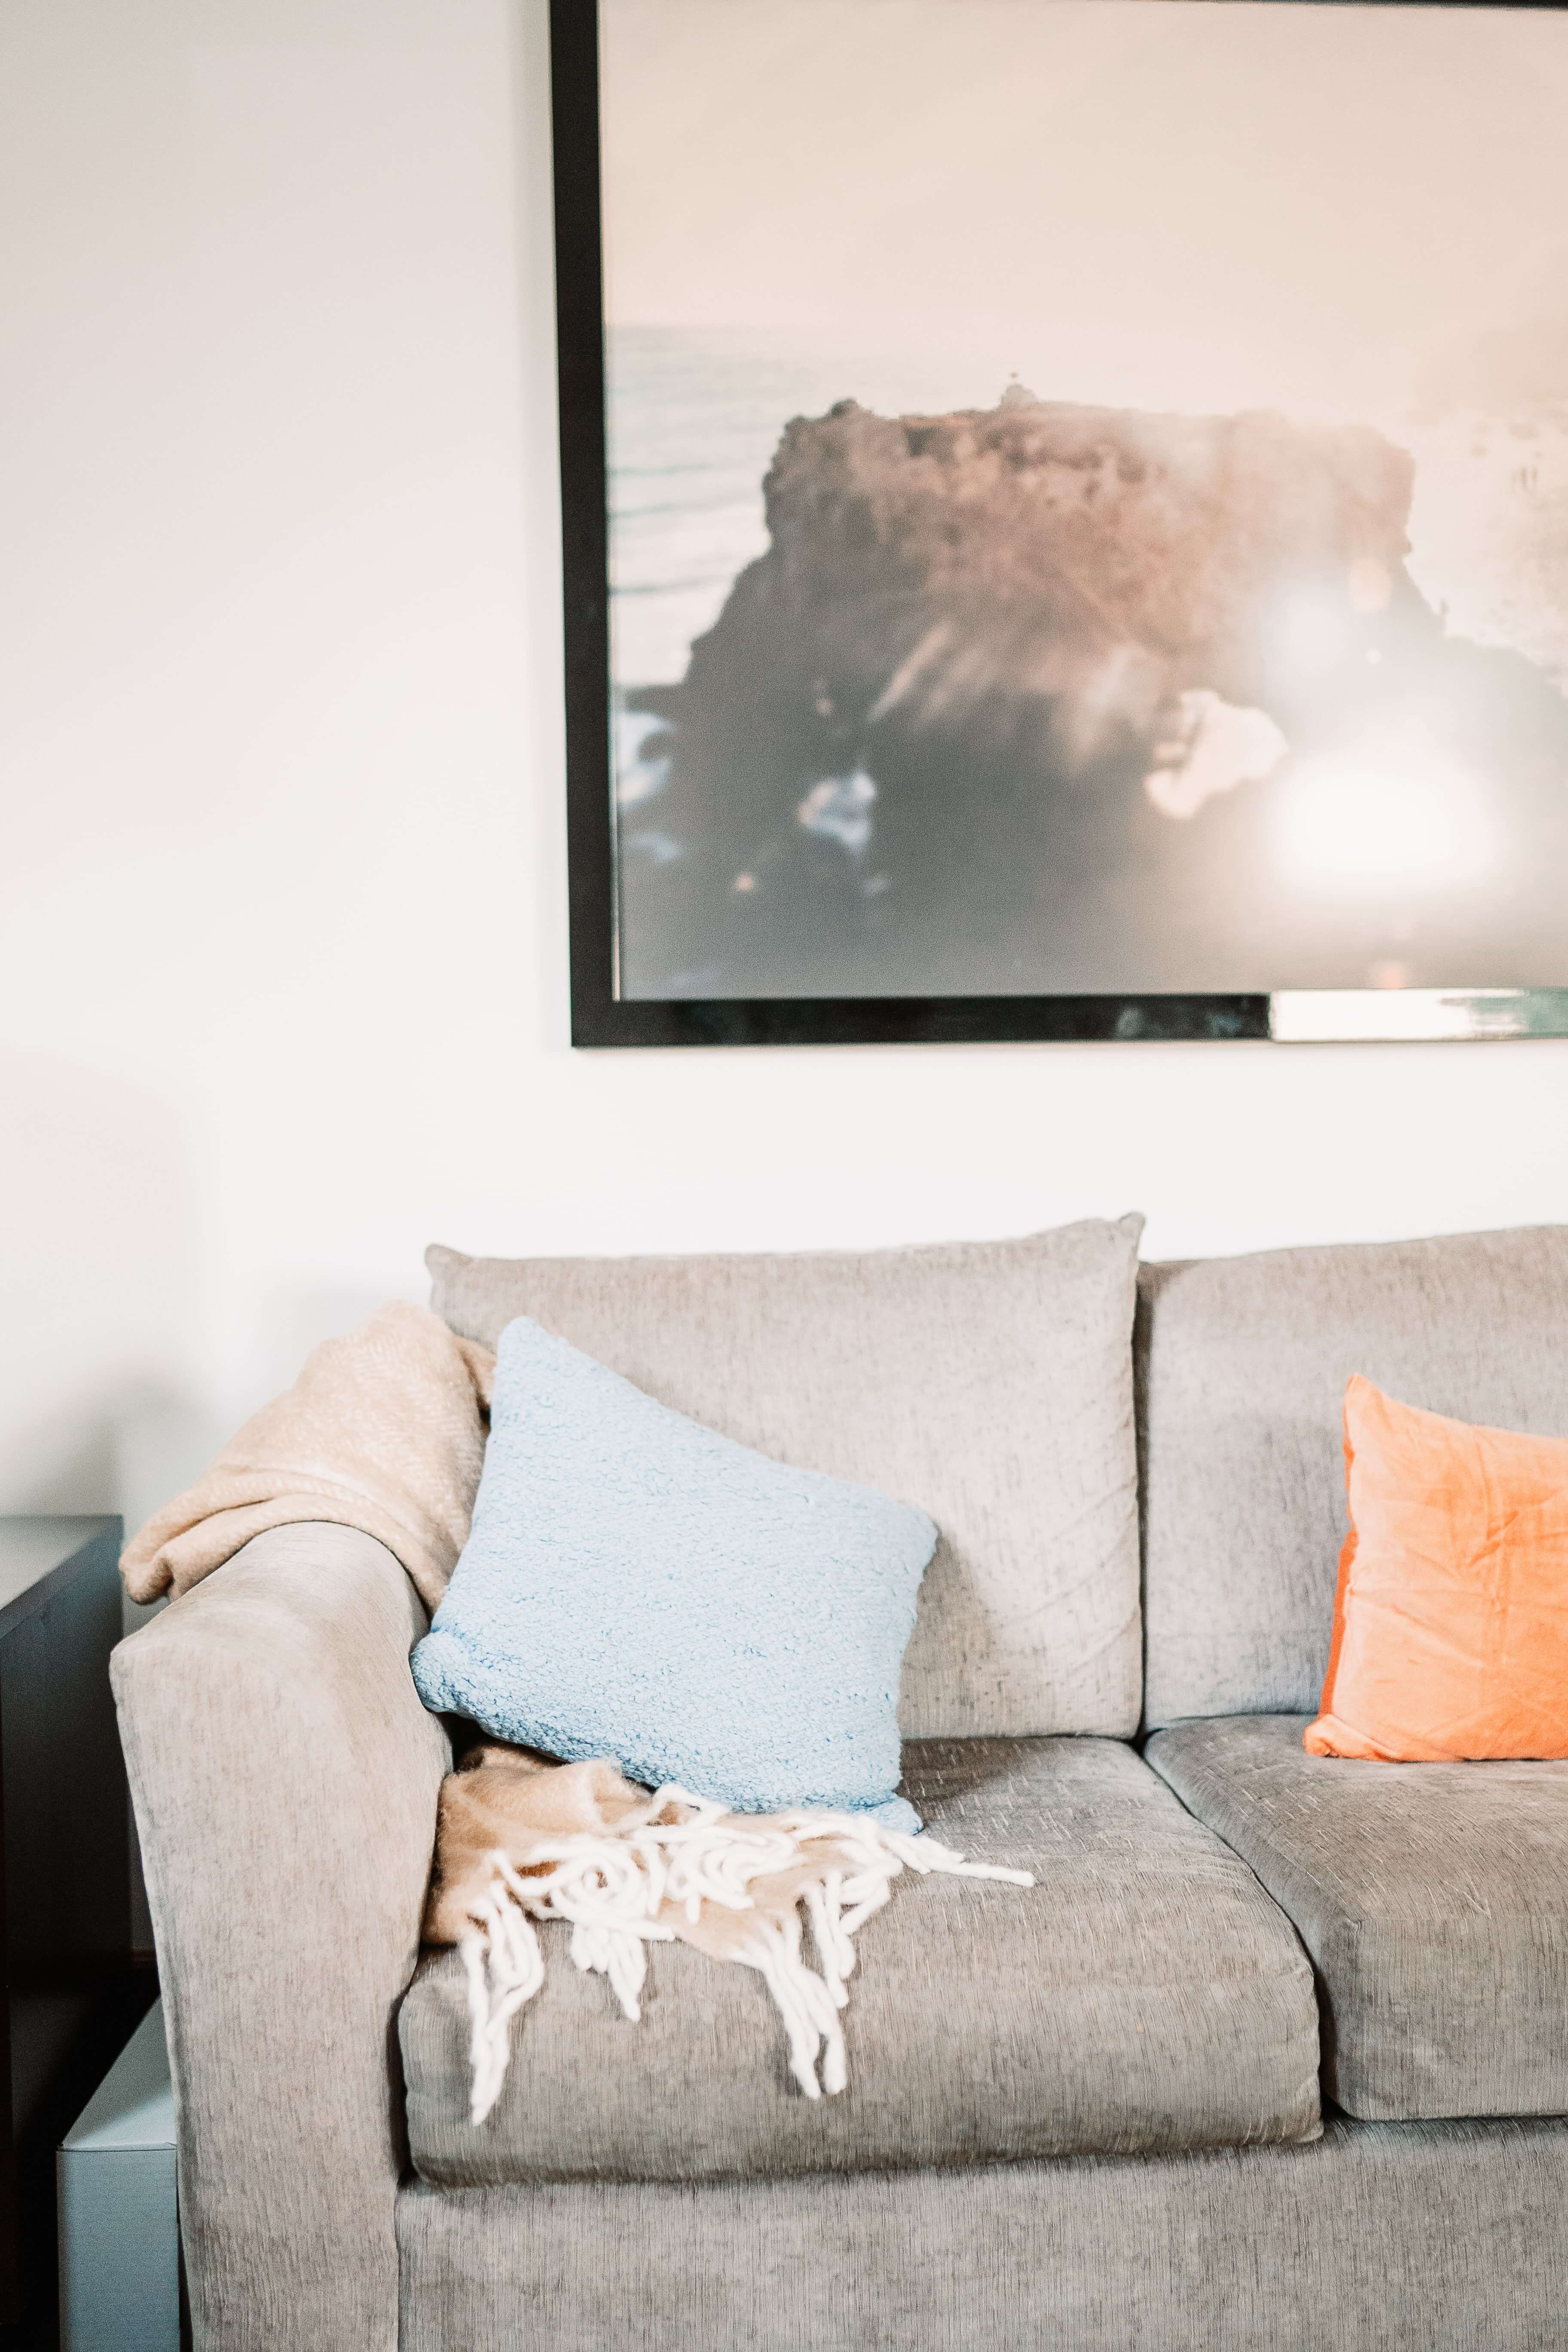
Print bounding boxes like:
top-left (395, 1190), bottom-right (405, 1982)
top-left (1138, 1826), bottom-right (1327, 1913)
top-left (553, 0), bottom-right (1568, 1046)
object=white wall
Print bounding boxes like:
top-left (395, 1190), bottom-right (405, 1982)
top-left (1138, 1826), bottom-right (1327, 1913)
top-left (5, 0), bottom-right (1568, 1543)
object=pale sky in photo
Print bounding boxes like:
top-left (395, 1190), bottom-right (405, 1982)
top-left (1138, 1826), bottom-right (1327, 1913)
top-left (599, 0), bottom-right (1568, 422)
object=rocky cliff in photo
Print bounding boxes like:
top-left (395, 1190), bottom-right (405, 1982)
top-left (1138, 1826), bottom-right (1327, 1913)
top-left (684, 394), bottom-right (1420, 778)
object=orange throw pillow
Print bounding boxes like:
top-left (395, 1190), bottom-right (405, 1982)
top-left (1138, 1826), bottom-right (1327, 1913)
top-left (1305, 1375), bottom-right (1568, 1762)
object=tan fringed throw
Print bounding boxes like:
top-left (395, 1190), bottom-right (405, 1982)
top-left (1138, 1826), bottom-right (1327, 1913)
top-left (425, 1743), bottom-right (1033, 2123)
top-left (121, 1301), bottom-right (495, 1612)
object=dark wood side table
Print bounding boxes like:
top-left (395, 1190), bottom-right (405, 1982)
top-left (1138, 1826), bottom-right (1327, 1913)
top-left (0, 1518), bottom-right (147, 2348)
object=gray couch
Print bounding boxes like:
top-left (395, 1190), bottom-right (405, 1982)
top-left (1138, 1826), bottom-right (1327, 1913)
top-left (112, 1223), bottom-right (1568, 2351)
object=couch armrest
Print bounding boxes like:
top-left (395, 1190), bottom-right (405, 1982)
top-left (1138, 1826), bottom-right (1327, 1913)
top-left (112, 1524), bottom-right (450, 2352)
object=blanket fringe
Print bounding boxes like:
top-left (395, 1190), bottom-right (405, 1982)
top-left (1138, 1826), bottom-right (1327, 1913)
top-left (458, 1792), bottom-right (1032, 2125)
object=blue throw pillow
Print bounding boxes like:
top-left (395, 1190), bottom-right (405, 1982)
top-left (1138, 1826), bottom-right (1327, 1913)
top-left (411, 1317), bottom-right (935, 1829)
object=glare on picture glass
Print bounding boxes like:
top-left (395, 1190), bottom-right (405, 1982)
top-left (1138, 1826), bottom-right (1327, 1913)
top-left (1271, 744), bottom-right (1499, 899)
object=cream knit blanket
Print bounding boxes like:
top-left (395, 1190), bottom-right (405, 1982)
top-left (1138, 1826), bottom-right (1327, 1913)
top-left (121, 1301), bottom-right (1032, 2120)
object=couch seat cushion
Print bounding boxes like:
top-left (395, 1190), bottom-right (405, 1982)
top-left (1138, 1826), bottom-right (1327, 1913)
top-left (1146, 1714), bottom-right (1568, 2120)
top-left (401, 1737), bottom-right (1320, 2185)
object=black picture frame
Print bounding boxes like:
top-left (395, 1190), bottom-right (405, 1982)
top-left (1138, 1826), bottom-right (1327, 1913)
top-left (551, 0), bottom-right (1568, 1049)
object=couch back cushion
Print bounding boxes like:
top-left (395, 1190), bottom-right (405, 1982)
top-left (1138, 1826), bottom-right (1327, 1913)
top-left (428, 1217), bottom-right (1144, 1741)
top-left (1137, 1226), bottom-right (1568, 1728)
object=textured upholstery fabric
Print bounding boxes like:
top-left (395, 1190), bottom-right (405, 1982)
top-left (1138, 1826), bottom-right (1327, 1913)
top-left (397, 2112), bottom-right (1568, 2352)
top-left (1146, 1713), bottom-right (1568, 2120)
top-left (427, 1219), bottom-right (1144, 1739)
top-left (413, 1317), bottom-right (933, 1820)
top-left (112, 1527), bottom-right (449, 2352)
top-left (401, 1735), bottom-right (1319, 2184)
top-left (1136, 1225), bottom-right (1568, 1726)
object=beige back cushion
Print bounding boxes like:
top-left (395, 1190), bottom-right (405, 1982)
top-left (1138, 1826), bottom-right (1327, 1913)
top-left (1137, 1225), bottom-right (1568, 1729)
top-left (428, 1217), bottom-right (1144, 1741)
